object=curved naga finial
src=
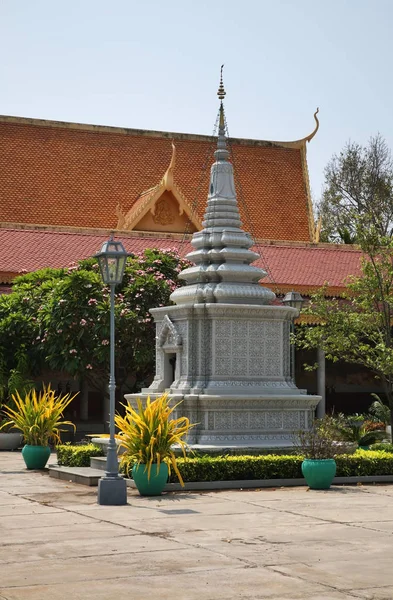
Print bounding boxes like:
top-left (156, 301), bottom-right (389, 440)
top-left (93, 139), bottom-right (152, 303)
top-left (304, 107), bottom-right (319, 143)
top-left (162, 140), bottom-right (176, 190)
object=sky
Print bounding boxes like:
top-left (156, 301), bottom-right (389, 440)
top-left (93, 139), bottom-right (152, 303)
top-left (1, 0), bottom-right (392, 204)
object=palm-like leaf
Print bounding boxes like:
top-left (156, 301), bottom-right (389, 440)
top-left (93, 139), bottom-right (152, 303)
top-left (115, 394), bottom-right (195, 485)
top-left (0, 385), bottom-right (77, 445)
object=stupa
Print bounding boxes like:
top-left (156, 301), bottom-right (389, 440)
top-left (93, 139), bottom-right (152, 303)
top-left (126, 71), bottom-right (320, 447)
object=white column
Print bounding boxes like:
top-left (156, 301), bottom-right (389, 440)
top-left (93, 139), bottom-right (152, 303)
top-left (316, 347), bottom-right (326, 418)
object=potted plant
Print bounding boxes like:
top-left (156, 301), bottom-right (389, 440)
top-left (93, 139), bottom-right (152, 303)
top-left (296, 415), bottom-right (343, 490)
top-left (0, 385), bottom-right (77, 469)
top-left (115, 393), bottom-right (195, 496)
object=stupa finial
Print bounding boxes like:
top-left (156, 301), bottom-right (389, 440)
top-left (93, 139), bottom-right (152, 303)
top-left (217, 64), bottom-right (226, 100)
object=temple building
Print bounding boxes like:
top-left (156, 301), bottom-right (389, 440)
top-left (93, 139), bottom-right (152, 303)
top-left (0, 97), bottom-right (375, 428)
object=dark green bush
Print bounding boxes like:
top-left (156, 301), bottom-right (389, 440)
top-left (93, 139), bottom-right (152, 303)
top-left (165, 451), bottom-right (393, 483)
top-left (57, 443), bottom-right (104, 467)
top-left (167, 454), bottom-right (304, 483)
top-left (335, 450), bottom-right (393, 476)
top-left (372, 443), bottom-right (393, 453)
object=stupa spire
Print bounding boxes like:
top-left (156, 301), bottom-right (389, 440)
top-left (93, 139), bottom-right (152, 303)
top-left (170, 70), bottom-right (275, 306)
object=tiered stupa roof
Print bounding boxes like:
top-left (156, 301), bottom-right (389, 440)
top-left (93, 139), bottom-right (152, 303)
top-left (171, 70), bottom-right (275, 306)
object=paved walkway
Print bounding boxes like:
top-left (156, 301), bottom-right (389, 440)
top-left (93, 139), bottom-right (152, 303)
top-left (1, 452), bottom-right (393, 600)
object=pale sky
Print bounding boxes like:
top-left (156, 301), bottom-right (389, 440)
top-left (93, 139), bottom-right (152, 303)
top-left (1, 0), bottom-right (392, 206)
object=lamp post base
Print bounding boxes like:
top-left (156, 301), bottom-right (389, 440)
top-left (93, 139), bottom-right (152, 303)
top-left (97, 476), bottom-right (127, 505)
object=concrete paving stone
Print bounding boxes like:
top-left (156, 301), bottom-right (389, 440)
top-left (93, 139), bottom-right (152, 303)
top-left (71, 499), bottom-right (274, 524)
top-left (349, 520), bottom-right (393, 533)
top-left (242, 496), bottom-right (393, 523)
top-left (0, 532), bottom-right (187, 564)
top-left (0, 511), bottom-right (95, 530)
top-left (0, 547), bottom-right (242, 588)
top-left (0, 504), bottom-right (64, 517)
top-left (0, 521), bottom-right (136, 545)
top-left (353, 586), bottom-right (393, 599)
top-left (168, 520), bottom-right (393, 566)
top-left (109, 506), bottom-right (320, 536)
top-left (19, 489), bottom-right (98, 505)
top-left (0, 567), bottom-right (343, 600)
top-left (0, 492), bottom-right (32, 506)
top-left (272, 557), bottom-right (393, 591)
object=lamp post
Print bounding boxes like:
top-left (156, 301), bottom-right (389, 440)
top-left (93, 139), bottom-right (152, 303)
top-left (95, 236), bottom-right (128, 506)
top-left (282, 291), bottom-right (304, 382)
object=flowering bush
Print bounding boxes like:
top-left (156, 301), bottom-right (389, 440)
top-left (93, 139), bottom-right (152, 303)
top-left (0, 249), bottom-right (191, 398)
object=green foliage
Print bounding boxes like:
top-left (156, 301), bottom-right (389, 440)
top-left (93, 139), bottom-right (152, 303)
top-left (124, 451), bottom-right (393, 483)
top-left (319, 135), bottom-right (393, 243)
top-left (115, 394), bottom-right (195, 485)
top-left (57, 443), bottom-right (104, 466)
top-left (335, 450), bottom-right (393, 477)
top-left (296, 229), bottom-right (393, 438)
top-left (369, 395), bottom-right (391, 425)
top-left (0, 249), bottom-right (190, 395)
top-left (332, 413), bottom-right (386, 447)
top-left (371, 443), bottom-right (393, 453)
top-left (294, 415), bottom-right (344, 459)
top-left (0, 385), bottom-right (77, 445)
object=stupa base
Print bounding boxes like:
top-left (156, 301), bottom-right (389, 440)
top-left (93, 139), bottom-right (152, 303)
top-left (124, 391), bottom-right (320, 447)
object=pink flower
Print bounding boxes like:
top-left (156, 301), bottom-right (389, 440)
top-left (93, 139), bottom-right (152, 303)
top-left (80, 319), bottom-right (87, 326)
top-left (101, 339), bottom-right (109, 346)
top-left (57, 329), bottom-right (63, 334)
top-left (86, 364), bottom-right (93, 370)
top-left (69, 349), bottom-right (77, 355)
top-left (88, 298), bottom-right (98, 306)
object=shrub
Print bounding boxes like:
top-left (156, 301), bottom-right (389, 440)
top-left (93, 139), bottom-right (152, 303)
top-left (157, 451), bottom-right (393, 484)
top-left (372, 443), bottom-right (393, 453)
top-left (57, 443), bottom-right (104, 467)
top-left (335, 450), bottom-right (393, 477)
top-left (165, 455), bottom-right (304, 483)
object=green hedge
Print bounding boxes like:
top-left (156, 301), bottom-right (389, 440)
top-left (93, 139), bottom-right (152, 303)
top-left (167, 454), bottom-right (303, 482)
top-left (57, 444), bottom-right (393, 481)
top-left (335, 450), bottom-right (393, 476)
top-left (57, 444), bottom-right (104, 467)
top-left (167, 450), bottom-right (393, 483)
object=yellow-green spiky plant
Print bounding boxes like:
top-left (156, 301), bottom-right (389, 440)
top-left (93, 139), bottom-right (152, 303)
top-left (115, 394), bottom-right (195, 486)
top-left (0, 385), bottom-right (77, 446)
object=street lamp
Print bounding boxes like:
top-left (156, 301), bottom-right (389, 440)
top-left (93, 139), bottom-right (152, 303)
top-left (282, 291), bottom-right (304, 382)
top-left (95, 236), bottom-right (128, 506)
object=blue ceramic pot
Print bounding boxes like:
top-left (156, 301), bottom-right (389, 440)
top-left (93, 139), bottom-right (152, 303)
top-left (301, 458), bottom-right (336, 490)
top-left (132, 463), bottom-right (169, 496)
top-left (22, 445), bottom-right (51, 469)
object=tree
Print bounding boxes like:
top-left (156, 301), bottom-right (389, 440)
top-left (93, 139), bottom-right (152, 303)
top-left (0, 249), bottom-right (190, 407)
top-left (319, 134), bottom-right (393, 243)
top-left (296, 225), bottom-right (393, 438)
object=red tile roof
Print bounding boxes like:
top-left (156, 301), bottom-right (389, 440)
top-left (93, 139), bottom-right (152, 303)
top-left (0, 227), bottom-right (362, 295)
top-left (0, 116), bottom-right (314, 242)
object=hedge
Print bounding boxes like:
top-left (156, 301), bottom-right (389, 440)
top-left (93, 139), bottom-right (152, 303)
top-left (168, 450), bottom-right (393, 483)
top-left (57, 444), bottom-right (104, 467)
top-left (56, 445), bottom-right (393, 481)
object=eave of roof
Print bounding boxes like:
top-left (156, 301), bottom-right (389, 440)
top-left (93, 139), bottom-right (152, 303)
top-left (0, 224), bottom-right (363, 295)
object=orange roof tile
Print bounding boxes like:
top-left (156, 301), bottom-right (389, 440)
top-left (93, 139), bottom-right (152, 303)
top-left (0, 227), bottom-right (362, 295)
top-left (0, 116), bottom-right (314, 242)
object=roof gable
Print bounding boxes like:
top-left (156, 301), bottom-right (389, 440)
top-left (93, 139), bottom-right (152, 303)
top-left (116, 143), bottom-right (202, 233)
top-left (0, 116), bottom-right (316, 242)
